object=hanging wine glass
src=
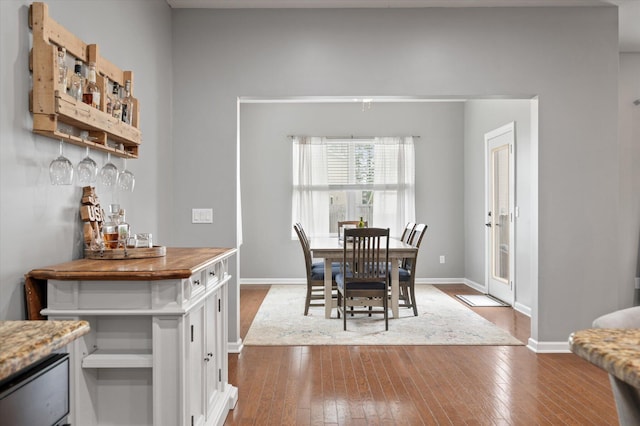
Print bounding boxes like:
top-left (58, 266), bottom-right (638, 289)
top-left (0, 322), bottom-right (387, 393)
top-left (99, 152), bottom-right (118, 187)
top-left (49, 140), bottom-right (74, 185)
top-left (117, 157), bottom-right (135, 192)
top-left (76, 147), bottom-right (98, 186)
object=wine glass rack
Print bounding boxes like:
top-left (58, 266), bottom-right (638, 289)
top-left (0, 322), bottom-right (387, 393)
top-left (28, 2), bottom-right (141, 159)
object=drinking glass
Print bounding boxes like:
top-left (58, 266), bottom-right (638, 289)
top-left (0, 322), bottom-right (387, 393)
top-left (76, 147), bottom-right (98, 186)
top-left (117, 158), bottom-right (135, 192)
top-left (49, 140), bottom-right (74, 185)
top-left (99, 152), bottom-right (118, 187)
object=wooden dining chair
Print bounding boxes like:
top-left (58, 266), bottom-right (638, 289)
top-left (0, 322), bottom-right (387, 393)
top-left (401, 222), bottom-right (416, 244)
top-left (293, 223), bottom-right (338, 315)
top-left (399, 223), bottom-right (427, 316)
top-left (336, 227), bottom-right (390, 331)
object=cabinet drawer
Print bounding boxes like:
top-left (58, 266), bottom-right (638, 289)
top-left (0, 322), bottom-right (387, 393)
top-left (205, 263), bottom-right (221, 288)
top-left (188, 271), bottom-right (205, 299)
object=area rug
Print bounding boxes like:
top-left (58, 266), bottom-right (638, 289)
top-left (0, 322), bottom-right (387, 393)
top-left (244, 285), bottom-right (523, 346)
top-left (456, 294), bottom-right (510, 307)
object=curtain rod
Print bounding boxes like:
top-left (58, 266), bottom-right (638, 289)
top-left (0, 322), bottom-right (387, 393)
top-left (287, 135), bottom-right (420, 139)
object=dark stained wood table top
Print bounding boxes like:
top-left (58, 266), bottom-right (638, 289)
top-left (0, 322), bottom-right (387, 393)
top-left (27, 247), bottom-right (237, 281)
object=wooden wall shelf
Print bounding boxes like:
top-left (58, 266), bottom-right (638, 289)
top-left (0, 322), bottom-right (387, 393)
top-left (28, 2), bottom-right (141, 158)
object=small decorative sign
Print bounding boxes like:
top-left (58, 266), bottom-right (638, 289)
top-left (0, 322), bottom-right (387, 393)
top-left (79, 186), bottom-right (104, 250)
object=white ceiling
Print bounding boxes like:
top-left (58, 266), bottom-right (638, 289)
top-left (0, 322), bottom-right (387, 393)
top-left (166, 0), bottom-right (640, 52)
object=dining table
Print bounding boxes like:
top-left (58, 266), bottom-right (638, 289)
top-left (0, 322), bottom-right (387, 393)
top-left (309, 237), bottom-right (418, 319)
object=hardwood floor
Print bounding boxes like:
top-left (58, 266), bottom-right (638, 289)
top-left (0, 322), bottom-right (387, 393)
top-left (225, 284), bottom-right (617, 425)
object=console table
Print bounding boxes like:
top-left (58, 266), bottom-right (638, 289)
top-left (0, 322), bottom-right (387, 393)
top-left (27, 247), bottom-right (237, 426)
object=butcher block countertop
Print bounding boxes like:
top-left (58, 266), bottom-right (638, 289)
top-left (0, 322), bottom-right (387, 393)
top-left (0, 320), bottom-right (90, 381)
top-left (27, 247), bottom-right (237, 281)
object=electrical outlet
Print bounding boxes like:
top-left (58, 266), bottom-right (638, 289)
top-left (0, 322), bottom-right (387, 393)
top-left (192, 208), bottom-right (213, 224)
top-left (440, 255), bottom-right (445, 264)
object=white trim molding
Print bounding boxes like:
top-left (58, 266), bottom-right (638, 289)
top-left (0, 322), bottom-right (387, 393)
top-left (462, 278), bottom-right (487, 293)
top-left (228, 338), bottom-right (244, 354)
top-left (527, 338), bottom-right (571, 353)
top-left (415, 278), bottom-right (469, 285)
top-left (514, 301), bottom-right (532, 317)
top-left (240, 278), bottom-right (305, 285)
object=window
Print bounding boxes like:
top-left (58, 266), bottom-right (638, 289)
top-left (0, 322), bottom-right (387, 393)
top-left (292, 136), bottom-right (415, 238)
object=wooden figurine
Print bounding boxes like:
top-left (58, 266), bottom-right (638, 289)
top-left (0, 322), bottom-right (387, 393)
top-left (79, 186), bottom-right (104, 250)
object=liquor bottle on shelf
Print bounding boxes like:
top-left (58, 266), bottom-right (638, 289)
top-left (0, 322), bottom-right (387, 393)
top-left (121, 79), bottom-right (133, 125)
top-left (111, 82), bottom-right (122, 120)
top-left (358, 216), bottom-right (365, 228)
top-left (68, 59), bottom-right (84, 102)
top-left (82, 62), bottom-right (100, 109)
top-left (56, 47), bottom-right (68, 94)
top-left (105, 78), bottom-right (113, 115)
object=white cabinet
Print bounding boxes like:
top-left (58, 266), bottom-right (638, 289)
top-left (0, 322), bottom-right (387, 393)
top-left (40, 248), bottom-right (237, 426)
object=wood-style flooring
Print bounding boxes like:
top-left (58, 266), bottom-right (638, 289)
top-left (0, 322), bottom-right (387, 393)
top-left (225, 284), bottom-right (618, 425)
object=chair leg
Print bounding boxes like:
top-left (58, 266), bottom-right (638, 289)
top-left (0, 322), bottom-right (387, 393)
top-left (304, 285), bottom-right (312, 316)
top-left (409, 281), bottom-right (418, 316)
top-left (343, 296), bottom-right (347, 330)
top-left (384, 291), bottom-right (389, 331)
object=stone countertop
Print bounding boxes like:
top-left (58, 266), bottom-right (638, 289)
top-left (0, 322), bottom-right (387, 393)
top-left (569, 328), bottom-right (640, 389)
top-left (0, 320), bottom-right (90, 381)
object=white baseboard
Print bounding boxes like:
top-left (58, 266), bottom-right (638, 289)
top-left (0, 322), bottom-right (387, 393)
top-left (462, 278), bottom-right (486, 293)
top-left (514, 302), bottom-right (532, 317)
top-left (240, 278), bottom-right (304, 285)
top-left (228, 338), bottom-right (244, 354)
top-left (415, 278), bottom-right (468, 285)
top-left (527, 338), bottom-right (571, 353)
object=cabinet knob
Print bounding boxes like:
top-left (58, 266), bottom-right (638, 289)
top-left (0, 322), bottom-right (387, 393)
top-left (209, 271), bottom-right (215, 276)
top-left (194, 279), bottom-right (200, 285)
top-left (204, 357), bottom-right (210, 362)
top-left (207, 352), bottom-right (213, 357)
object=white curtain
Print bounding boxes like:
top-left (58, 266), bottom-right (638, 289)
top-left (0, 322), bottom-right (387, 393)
top-left (291, 137), bottom-right (330, 237)
top-left (292, 136), bottom-right (415, 238)
top-left (372, 137), bottom-right (415, 238)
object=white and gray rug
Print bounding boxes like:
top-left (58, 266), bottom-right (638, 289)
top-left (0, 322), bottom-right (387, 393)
top-left (244, 285), bottom-right (523, 346)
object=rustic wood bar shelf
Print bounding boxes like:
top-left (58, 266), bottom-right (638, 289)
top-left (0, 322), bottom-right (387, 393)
top-left (28, 2), bottom-right (141, 158)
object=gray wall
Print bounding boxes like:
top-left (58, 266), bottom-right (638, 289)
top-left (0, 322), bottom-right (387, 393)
top-left (0, 0), bottom-right (173, 320)
top-left (618, 53), bottom-right (640, 307)
top-left (172, 6), bottom-right (622, 344)
top-left (463, 100), bottom-right (534, 313)
top-left (240, 102), bottom-right (465, 281)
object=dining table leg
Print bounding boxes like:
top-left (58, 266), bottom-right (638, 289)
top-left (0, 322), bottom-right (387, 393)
top-left (324, 258), bottom-right (333, 319)
top-left (391, 260), bottom-right (399, 318)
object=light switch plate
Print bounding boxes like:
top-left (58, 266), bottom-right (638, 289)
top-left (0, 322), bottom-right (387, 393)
top-left (192, 208), bottom-right (213, 224)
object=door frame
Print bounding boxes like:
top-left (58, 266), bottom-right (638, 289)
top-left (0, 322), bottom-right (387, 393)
top-left (484, 122), bottom-right (516, 306)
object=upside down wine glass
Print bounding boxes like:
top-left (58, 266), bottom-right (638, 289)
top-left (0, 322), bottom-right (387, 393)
top-left (117, 158), bottom-right (135, 192)
top-left (76, 147), bottom-right (98, 186)
top-left (49, 140), bottom-right (74, 185)
top-left (99, 152), bottom-right (118, 188)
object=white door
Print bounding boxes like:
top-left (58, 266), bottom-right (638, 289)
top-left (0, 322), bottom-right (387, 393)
top-left (485, 123), bottom-right (515, 305)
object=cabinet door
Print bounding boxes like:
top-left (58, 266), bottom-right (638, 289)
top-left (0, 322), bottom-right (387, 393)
top-left (187, 304), bottom-right (206, 426)
top-left (205, 291), bottom-right (220, 415)
top-left (216, 285), bottom-right (228, 391)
